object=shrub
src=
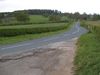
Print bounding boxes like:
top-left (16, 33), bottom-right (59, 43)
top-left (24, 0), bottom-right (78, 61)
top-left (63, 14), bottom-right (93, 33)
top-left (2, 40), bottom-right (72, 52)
top-left (14, 11), bottom-right (30, 22)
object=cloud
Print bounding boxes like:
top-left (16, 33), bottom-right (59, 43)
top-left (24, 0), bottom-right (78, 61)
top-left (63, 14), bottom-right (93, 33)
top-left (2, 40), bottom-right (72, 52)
top-left (0, 0), bottom-right (5, 1)
top-left (0, 0), bottom-right (100, 14)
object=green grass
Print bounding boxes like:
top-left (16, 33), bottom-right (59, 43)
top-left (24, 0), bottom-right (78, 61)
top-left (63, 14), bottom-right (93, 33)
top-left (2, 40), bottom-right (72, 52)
top-left (0, 29), bottom-right (68, 45)
top-left (0, 14), bottom-right (72, 44)
top-left (0, 15), bottom-right (69, 26)
top-left (84, 21), bottom-right (100, 26)
top-left (0, 23), bottom-right (68, 36)
top-left (0, 22), bottom-right (73, 45)
top-left (30, 15), bottom-right (49, 23)
top-left (74, 21), bottom-right (100, 75)
top-left (0, 23), bottom-right (66, 29)
top-left (0, 15), bottom-right (49, 26)
top-left (75, 33), bottom-right (100, 75)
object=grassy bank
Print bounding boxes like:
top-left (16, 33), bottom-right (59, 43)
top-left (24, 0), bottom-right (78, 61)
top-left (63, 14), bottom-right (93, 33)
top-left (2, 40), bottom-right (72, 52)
top-left (74, 21), bottom-right (100, 75)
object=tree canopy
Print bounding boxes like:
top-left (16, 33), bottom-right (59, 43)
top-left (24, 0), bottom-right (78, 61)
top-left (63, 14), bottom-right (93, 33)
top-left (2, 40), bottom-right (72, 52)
top-left (14, 11), bottom-right (30, 22)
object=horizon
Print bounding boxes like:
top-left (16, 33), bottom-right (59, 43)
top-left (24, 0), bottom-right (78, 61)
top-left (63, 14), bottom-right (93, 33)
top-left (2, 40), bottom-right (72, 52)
top-left (0, 0), bottom-right (100, 14)
top-left (0, 9), bottom-right (99, 15)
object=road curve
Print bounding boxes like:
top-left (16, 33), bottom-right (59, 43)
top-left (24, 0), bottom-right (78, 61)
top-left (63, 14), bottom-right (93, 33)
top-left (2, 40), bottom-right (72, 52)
top-left (0, 22), bottom-right (88, 55)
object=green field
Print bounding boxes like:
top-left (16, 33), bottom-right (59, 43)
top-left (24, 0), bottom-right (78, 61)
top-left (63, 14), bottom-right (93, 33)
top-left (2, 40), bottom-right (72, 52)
top-left (0, 14), bottom-right (71, 44)
top-left (0, 15), bottom-right (49, 26)
top-left (0, 29), bottom-right (68, 45)
top-left (0, 23), bottom-right (66, 29)
top-left (0, 15), bottom-right (67, 26)
top-left (0, 23), bottom-right (68, 36)
top-left (83, 21), bottom-right (100, 26)
top-left (30, 15), bottom-right (49, 23)
top-left (74, 21), bottom-right (100, 75)
top-left (0, 22), bottom-right (72, 44)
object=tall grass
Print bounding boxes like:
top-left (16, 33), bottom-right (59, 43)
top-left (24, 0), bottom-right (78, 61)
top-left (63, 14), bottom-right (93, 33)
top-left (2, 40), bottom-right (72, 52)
top-left (75, 33), bottom-right (100, 75)
top-left (74, 21), bottom-right (100, 75)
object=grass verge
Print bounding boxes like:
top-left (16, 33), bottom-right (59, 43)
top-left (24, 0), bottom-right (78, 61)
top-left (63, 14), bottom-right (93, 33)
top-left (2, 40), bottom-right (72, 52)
top-left (74, 33), bottom-right (100, 75)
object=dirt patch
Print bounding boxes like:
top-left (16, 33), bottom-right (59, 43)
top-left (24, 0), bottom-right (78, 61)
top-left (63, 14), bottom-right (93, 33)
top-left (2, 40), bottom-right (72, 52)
top-left (0, 38), bottom-right (77, 75)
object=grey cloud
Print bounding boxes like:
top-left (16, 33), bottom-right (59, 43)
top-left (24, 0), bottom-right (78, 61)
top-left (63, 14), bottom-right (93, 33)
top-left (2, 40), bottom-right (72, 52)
top-left (0, 0), bottom-right (5, 1)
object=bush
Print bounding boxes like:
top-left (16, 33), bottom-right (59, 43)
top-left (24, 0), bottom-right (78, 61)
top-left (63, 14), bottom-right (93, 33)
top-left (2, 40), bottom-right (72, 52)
top-left (14, 11), bottom-right (30, 22)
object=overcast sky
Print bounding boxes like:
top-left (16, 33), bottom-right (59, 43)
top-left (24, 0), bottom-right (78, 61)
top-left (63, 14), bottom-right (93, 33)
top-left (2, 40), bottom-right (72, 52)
top-left (0, 0), bottom-right (100, 14)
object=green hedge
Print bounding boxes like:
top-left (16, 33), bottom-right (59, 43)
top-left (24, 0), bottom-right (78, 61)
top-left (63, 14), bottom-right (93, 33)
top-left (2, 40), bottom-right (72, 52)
top-left (0, 21), bottom-right (67, 26)
top-left (0, 24), bottom-right (68, 37)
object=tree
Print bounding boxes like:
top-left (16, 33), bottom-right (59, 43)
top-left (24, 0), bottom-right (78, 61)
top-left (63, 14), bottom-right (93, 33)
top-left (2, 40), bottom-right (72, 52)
top-left (92, 14), bottom-right (100, 20)
top-left (73, 12), bottom-right (80, 20)
top-left (81, 12), bottom-right (88, 20)
top-left (14, 11), bottom-right (30, 22)
top-left (0, 13), bottom-right (4, 23)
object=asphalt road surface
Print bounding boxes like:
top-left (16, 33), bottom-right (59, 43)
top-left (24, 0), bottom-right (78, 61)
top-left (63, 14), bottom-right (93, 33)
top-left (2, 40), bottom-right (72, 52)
top-left (0, 22), bottom-right (88, 55)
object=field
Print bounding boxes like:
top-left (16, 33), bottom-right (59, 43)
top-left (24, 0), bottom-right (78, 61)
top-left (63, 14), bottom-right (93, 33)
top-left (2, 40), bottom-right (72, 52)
top-left (0, 23), bottom-right (66, 29)
top-left (0, 15), bottom-right (68, 26)
top-left (30, 15), bottom-right (49, 23)
top-left (74, 21), bottom-right (100, 75)
top-left (0, 14), bottom-right (71, 44)
top-left (83, 20), bottom-right (100, 26)
top-left (0, 29), bottom-right (68, 45)
top-left (0, 23), bottom-right (70, 44)
top-left (0, 23), bottom-right (68, 36)
top-left (0, 15), bottom-right (49, 26)
top-left (0, 14), bottom-right (71, 45)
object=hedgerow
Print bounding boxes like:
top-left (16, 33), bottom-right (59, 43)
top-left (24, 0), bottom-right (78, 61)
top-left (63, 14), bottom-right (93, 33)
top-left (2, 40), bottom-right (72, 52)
top-left (0, 23), bottom-right (68, 37)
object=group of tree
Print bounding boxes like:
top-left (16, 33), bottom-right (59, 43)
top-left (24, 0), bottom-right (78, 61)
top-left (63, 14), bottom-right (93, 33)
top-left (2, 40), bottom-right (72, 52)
top-left (0, 9), bottom-right (100, 24)
top-left (14, 11), bottom-right (30, 22)
top-left (23, 9), bottom-right (61, 16)
top-left (49, 15), bottom-right (62, 22)
top-left (0, 9), bottom-right (62, 23)
top-left (62, 12), bottom-right (100, 20)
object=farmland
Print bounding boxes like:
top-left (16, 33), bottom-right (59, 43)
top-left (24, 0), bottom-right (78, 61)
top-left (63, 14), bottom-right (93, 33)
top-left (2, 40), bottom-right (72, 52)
top-left (0, 15), bottom-right (68, 26)
top-left (0, 23), bottom-right (68, 37)
top-left (0, 23), bottom-right (70, 45)
top-left (0, 14), bottom-right (71, 44)
top-left (0, 15), bottom-right (49, 26)
top-left (30, 15), bottom-right (49, 23)
top-left (74, 21), bottom-right (100, 75)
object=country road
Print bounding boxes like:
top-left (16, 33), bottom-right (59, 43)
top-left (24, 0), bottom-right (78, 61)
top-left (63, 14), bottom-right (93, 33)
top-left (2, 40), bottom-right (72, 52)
top-left (0, 38), bottom-right (78, 75)
top-left (0, 22), bottom-right (88, 75)
top-left (0, 22), bottom-right (87, 55)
